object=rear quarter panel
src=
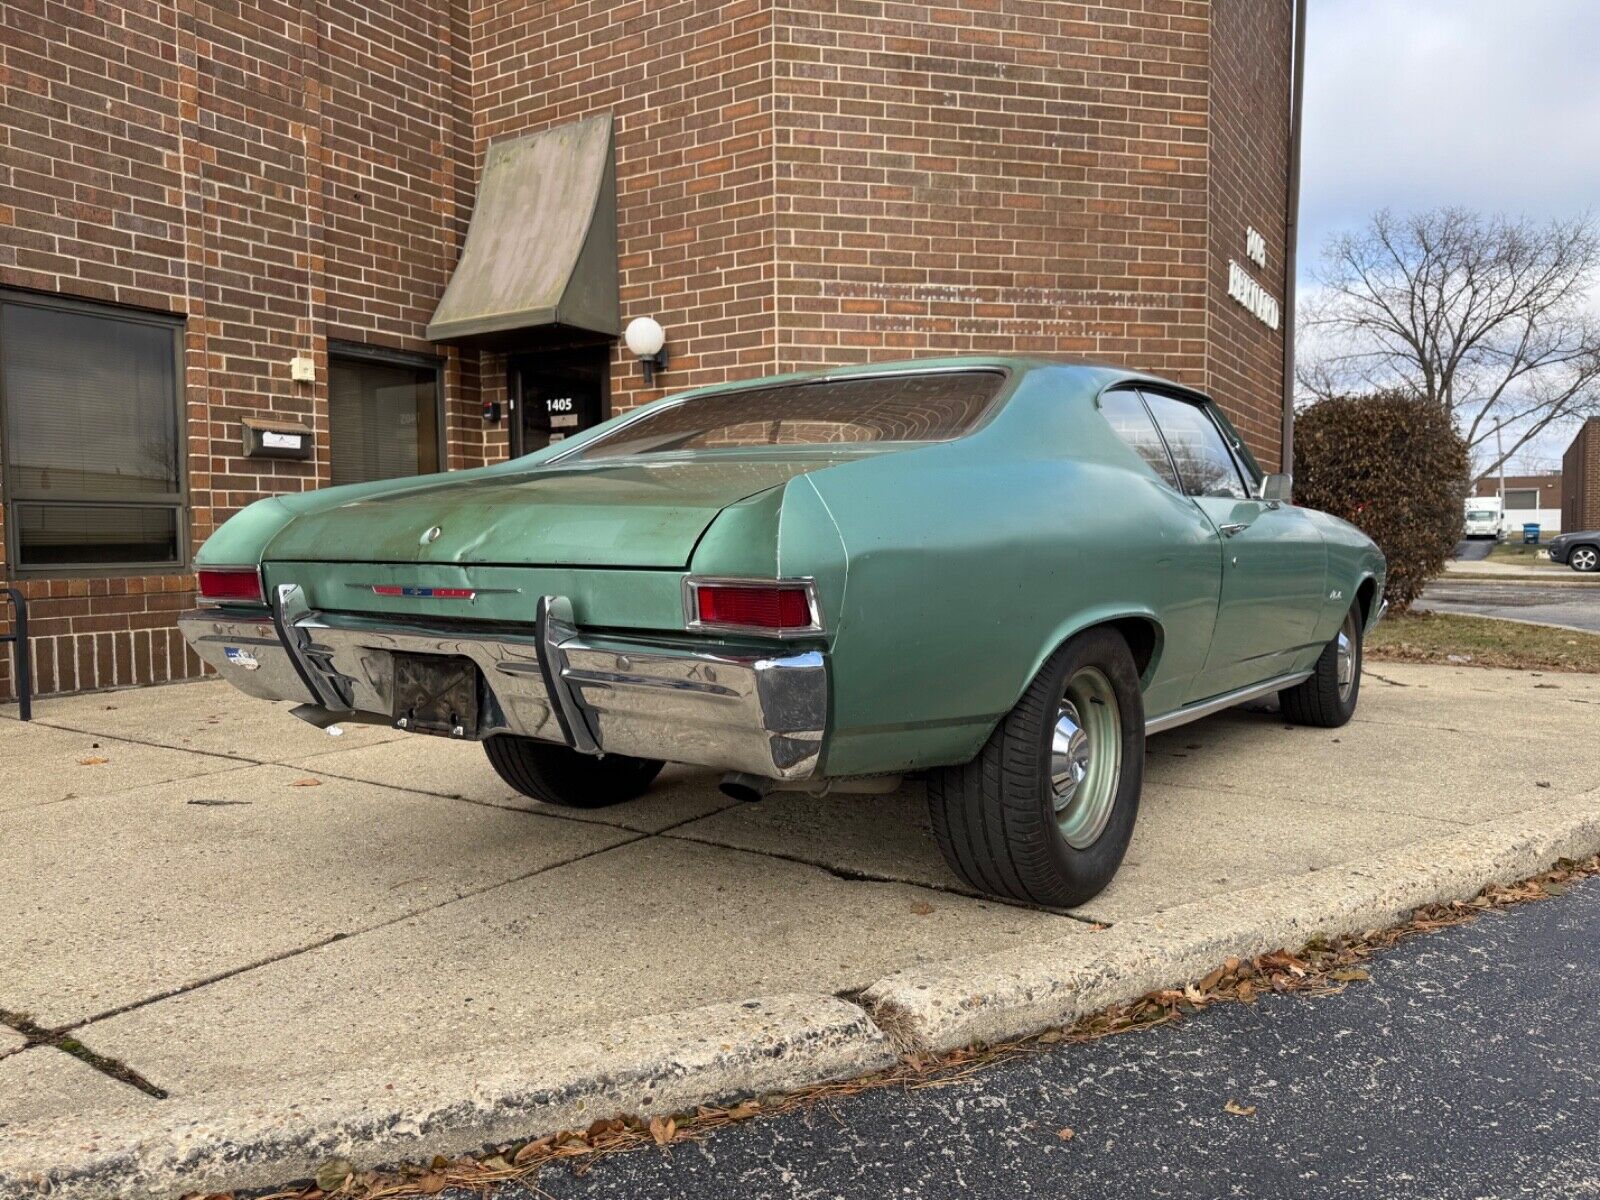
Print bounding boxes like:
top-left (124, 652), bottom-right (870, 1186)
top-left (804, 367), bottom-right (1224, 777)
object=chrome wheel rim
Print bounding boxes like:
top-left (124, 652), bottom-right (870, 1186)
top-left (1575, 548), bottom-right (1599, 572)
top-left (1051, 667), bottom-right (1122, 850)
top-left (1336, 609), bottom-right (1360, 703)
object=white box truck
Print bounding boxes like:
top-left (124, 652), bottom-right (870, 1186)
top-left (1463, 495), bottom-right (1505, 539)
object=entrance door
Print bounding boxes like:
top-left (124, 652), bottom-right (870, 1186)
top-left (510, 345), bottom-right (610, 457)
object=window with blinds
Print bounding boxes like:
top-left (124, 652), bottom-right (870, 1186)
top-left (0, 294), bottom-right (185, 570)
top-left (328, 352), bottom-right (442, 486)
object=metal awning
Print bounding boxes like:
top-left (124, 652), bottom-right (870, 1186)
top-left (426, 114), bottom-right (619, 348)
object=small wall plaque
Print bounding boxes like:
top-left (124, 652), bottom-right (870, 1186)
top-left (241, 417), bottom-right (314, 460)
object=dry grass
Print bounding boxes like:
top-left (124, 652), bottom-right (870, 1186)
top-left (214, 853), bottom-right (1600, 1200)
top-left (1369, 611), bottom-right (1600, 673)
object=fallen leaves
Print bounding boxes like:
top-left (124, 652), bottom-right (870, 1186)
top-left (312, 1159), bottom-right (353, 1192)
top-left (77, 756), bottom-right (109, 766)
top-left (289, 778), bottom-right (322, 787)
top-left (909, 900), bottom-right (934, 916)
top-left (232, 851), bottom-right (1600, 1200)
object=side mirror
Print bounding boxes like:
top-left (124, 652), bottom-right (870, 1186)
top-left (1256, 473), bottom-right (1292, 504)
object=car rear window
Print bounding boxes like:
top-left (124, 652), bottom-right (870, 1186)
top-left (572, 370), bottom-right (1006, 460)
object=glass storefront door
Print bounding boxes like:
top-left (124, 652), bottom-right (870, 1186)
top-left (509, 345), bottom-right (610, 457)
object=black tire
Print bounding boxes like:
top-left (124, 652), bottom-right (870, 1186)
top-left (483, 736), bottom-right (663, 808)
top-left (1280, 602), bottom-right (1363, 728)
top-left (927, 628), bottom-right (1144, 908)
top-left (1569, 544), bottom-right (1599, 573)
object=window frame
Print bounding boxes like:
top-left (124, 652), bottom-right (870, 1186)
top-left (0, 289), bottom-right (188, 577)
top-left (326, 340), bottom-right (447, 485)
top-left (1135, 386), bottom-right (1255, 501)
top-left (1096, 386), bottom-right (1184, 492)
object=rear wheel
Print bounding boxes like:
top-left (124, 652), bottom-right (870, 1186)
top-left (483, 736), bottom-right (663, 808)
top-left (928, 628), bottom-right (1144, 907)
top-left (1279, 602), bottom-right (1362, 728)
top-left (1570, 544), bottom-right (1599, 573)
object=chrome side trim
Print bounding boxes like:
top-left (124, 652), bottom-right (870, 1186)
top-left (1144, 670), bottom-right (1314, 735)
top-left (682, 575), bottom-right (825, 638)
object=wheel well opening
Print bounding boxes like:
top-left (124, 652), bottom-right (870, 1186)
top-left (1356, 577), bottom-right (1378, 625)
top-left (1105, 616), bottom-right (1161, 683)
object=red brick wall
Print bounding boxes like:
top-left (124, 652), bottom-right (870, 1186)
top-left (1205, 0), bottom-right (1292, 471)
top-left (1, 0), bottom-right (1295, 700)
top-left (771, 0), bottom-right (1212, 384)
top-left (0, 0), bottom-right (478, 700)
top-left (1564, 420), bottom-right (1600, 531)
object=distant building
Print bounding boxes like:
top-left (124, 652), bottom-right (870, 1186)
top-left (1565, 419), bottom-right (1600, 532)
top-left (1469, 474), bottom-right (1563, 536)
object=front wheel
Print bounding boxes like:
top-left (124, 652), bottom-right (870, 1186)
top-left (928, 628), bottom-right (1145, 907)
top-left (1570, 545), bottom-right (1599, 573)
top-left (1279, 602), bottom-right (1363, 728)
top-left (484, 736), bottom-right (663, 808)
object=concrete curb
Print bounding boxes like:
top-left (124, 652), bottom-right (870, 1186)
top-left (0, 994), bottom-right (894, 1200)
top-left (861, 796), bottom-right (1600, 1052)
top-left (6, 799), bottom-right (1599, 1199)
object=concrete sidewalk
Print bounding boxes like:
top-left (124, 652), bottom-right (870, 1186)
top-left (1445, 558), bottom-right (1599, 583)
top-left (3, 665), bottom-right (1599, 1197)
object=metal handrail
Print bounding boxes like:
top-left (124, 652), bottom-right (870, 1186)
top-left (2, 587), bottom-right (31, 721)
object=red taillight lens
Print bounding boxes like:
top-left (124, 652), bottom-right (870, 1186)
top-left (197, 568), bottom-right (264, 604)
top-left (694, 583), bottom-right (815, 632)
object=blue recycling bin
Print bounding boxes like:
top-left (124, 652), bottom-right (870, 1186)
top-left (1523, 523), bottom-right (1541, 544)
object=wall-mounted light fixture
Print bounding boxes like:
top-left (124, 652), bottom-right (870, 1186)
top-left (624, 316), bottom-right (668, 387)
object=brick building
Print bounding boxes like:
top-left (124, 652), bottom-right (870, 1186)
top-left (1469, 473), bottom-right (1564, 536)
top-left (1564, 419), bottom-right (1600, 532)
top-left (0, 0), bottom-right (1301, 700)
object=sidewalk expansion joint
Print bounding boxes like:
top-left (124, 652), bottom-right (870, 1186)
top-left (656, 831), bottom-right (1108, 925)
top-left (0, 1009), bottom-right (167, 1099)
top-left (56, 831), bottom-right (655, 1034)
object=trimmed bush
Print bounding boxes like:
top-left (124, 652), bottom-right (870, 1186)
top-left (1293, 390), bottom-right (1468, 612)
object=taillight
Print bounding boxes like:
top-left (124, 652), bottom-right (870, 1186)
top-left (197, 568), bottom-right (264, 604)
top-left (688, 579), bottom-right (819, 635)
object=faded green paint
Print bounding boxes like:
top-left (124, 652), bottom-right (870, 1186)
top-left (198, 357), bottom-right (1385, 780)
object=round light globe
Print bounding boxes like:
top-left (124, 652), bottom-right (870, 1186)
top-left (624, 316), bottom-right (666, 359)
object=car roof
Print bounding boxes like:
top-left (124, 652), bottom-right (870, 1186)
top-left (653, 355), bottom-right (1203, 404)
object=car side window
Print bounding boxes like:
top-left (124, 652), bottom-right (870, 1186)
top-left (1098, 390), bottom-right (1180, 490)
top-left (1138, 391), bottom-right (1248, 499)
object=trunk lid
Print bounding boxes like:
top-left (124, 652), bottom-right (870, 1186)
top-left (260, 459), bottom-right (823, 569)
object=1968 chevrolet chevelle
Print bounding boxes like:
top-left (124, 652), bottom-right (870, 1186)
top-left (182, 359), bottom-right (1385, 906)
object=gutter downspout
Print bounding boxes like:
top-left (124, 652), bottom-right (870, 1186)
top-left (1281, 0), bottom-right (1308, 476)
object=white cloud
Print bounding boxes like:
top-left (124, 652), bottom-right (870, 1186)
top-left (1299, 0), bottom-right (1600, 472)
top-left (1302, 0), bottom-right (1600, 260)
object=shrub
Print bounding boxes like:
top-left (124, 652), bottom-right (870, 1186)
top-left (1293, 390), bottom-right (1468, 612)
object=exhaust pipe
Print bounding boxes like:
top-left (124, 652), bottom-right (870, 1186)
top-left (719, 771), bottom-right (903, 802)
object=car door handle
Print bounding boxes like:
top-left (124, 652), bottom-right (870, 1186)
top-left (1219, 523), bottom-right (1249, 538)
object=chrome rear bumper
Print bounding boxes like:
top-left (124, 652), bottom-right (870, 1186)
top-left (178, 586), bottom-right (828, 780)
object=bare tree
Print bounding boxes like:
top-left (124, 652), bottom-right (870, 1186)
top-left (1298, 208), bottom-right (1600, 482)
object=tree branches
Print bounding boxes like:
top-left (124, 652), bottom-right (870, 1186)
top-left (1299, 208), bottom-right (1600, 481)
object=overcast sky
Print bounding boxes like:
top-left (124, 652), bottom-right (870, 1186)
top-left (1298, 0), bottom-right (1600, 472)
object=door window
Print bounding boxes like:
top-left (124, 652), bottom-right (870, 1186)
top-left (1139, 391), bottom-right (1248, 499)
top-left (328, 352), bottom-right (442, 486)
top-left (512, 345), bottom-right (609, 456)
top-left (1098, 389), bottom-right (1180, 489)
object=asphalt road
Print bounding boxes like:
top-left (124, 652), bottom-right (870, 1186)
top-left (1453, 538), bottom-right (1495, 561)
top-left (1416, 578), bottom-right (1600, 633)
top-left (457, 875), bottom-right (1600, 1200)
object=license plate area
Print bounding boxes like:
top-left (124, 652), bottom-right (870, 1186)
top-left (392, 653), bottom-right (481, 738)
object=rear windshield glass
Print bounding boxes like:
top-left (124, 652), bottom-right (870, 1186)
top-left (573, 371), bottom-right (1006, 460)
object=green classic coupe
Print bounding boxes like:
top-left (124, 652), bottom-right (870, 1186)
top-left (181, 359), bottom-right (1385, 906)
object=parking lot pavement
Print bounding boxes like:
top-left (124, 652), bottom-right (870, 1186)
top-left (2, 665), bottom-right (1599, 1194)
top-left (1416, 577), bottom-right (1600, 633)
